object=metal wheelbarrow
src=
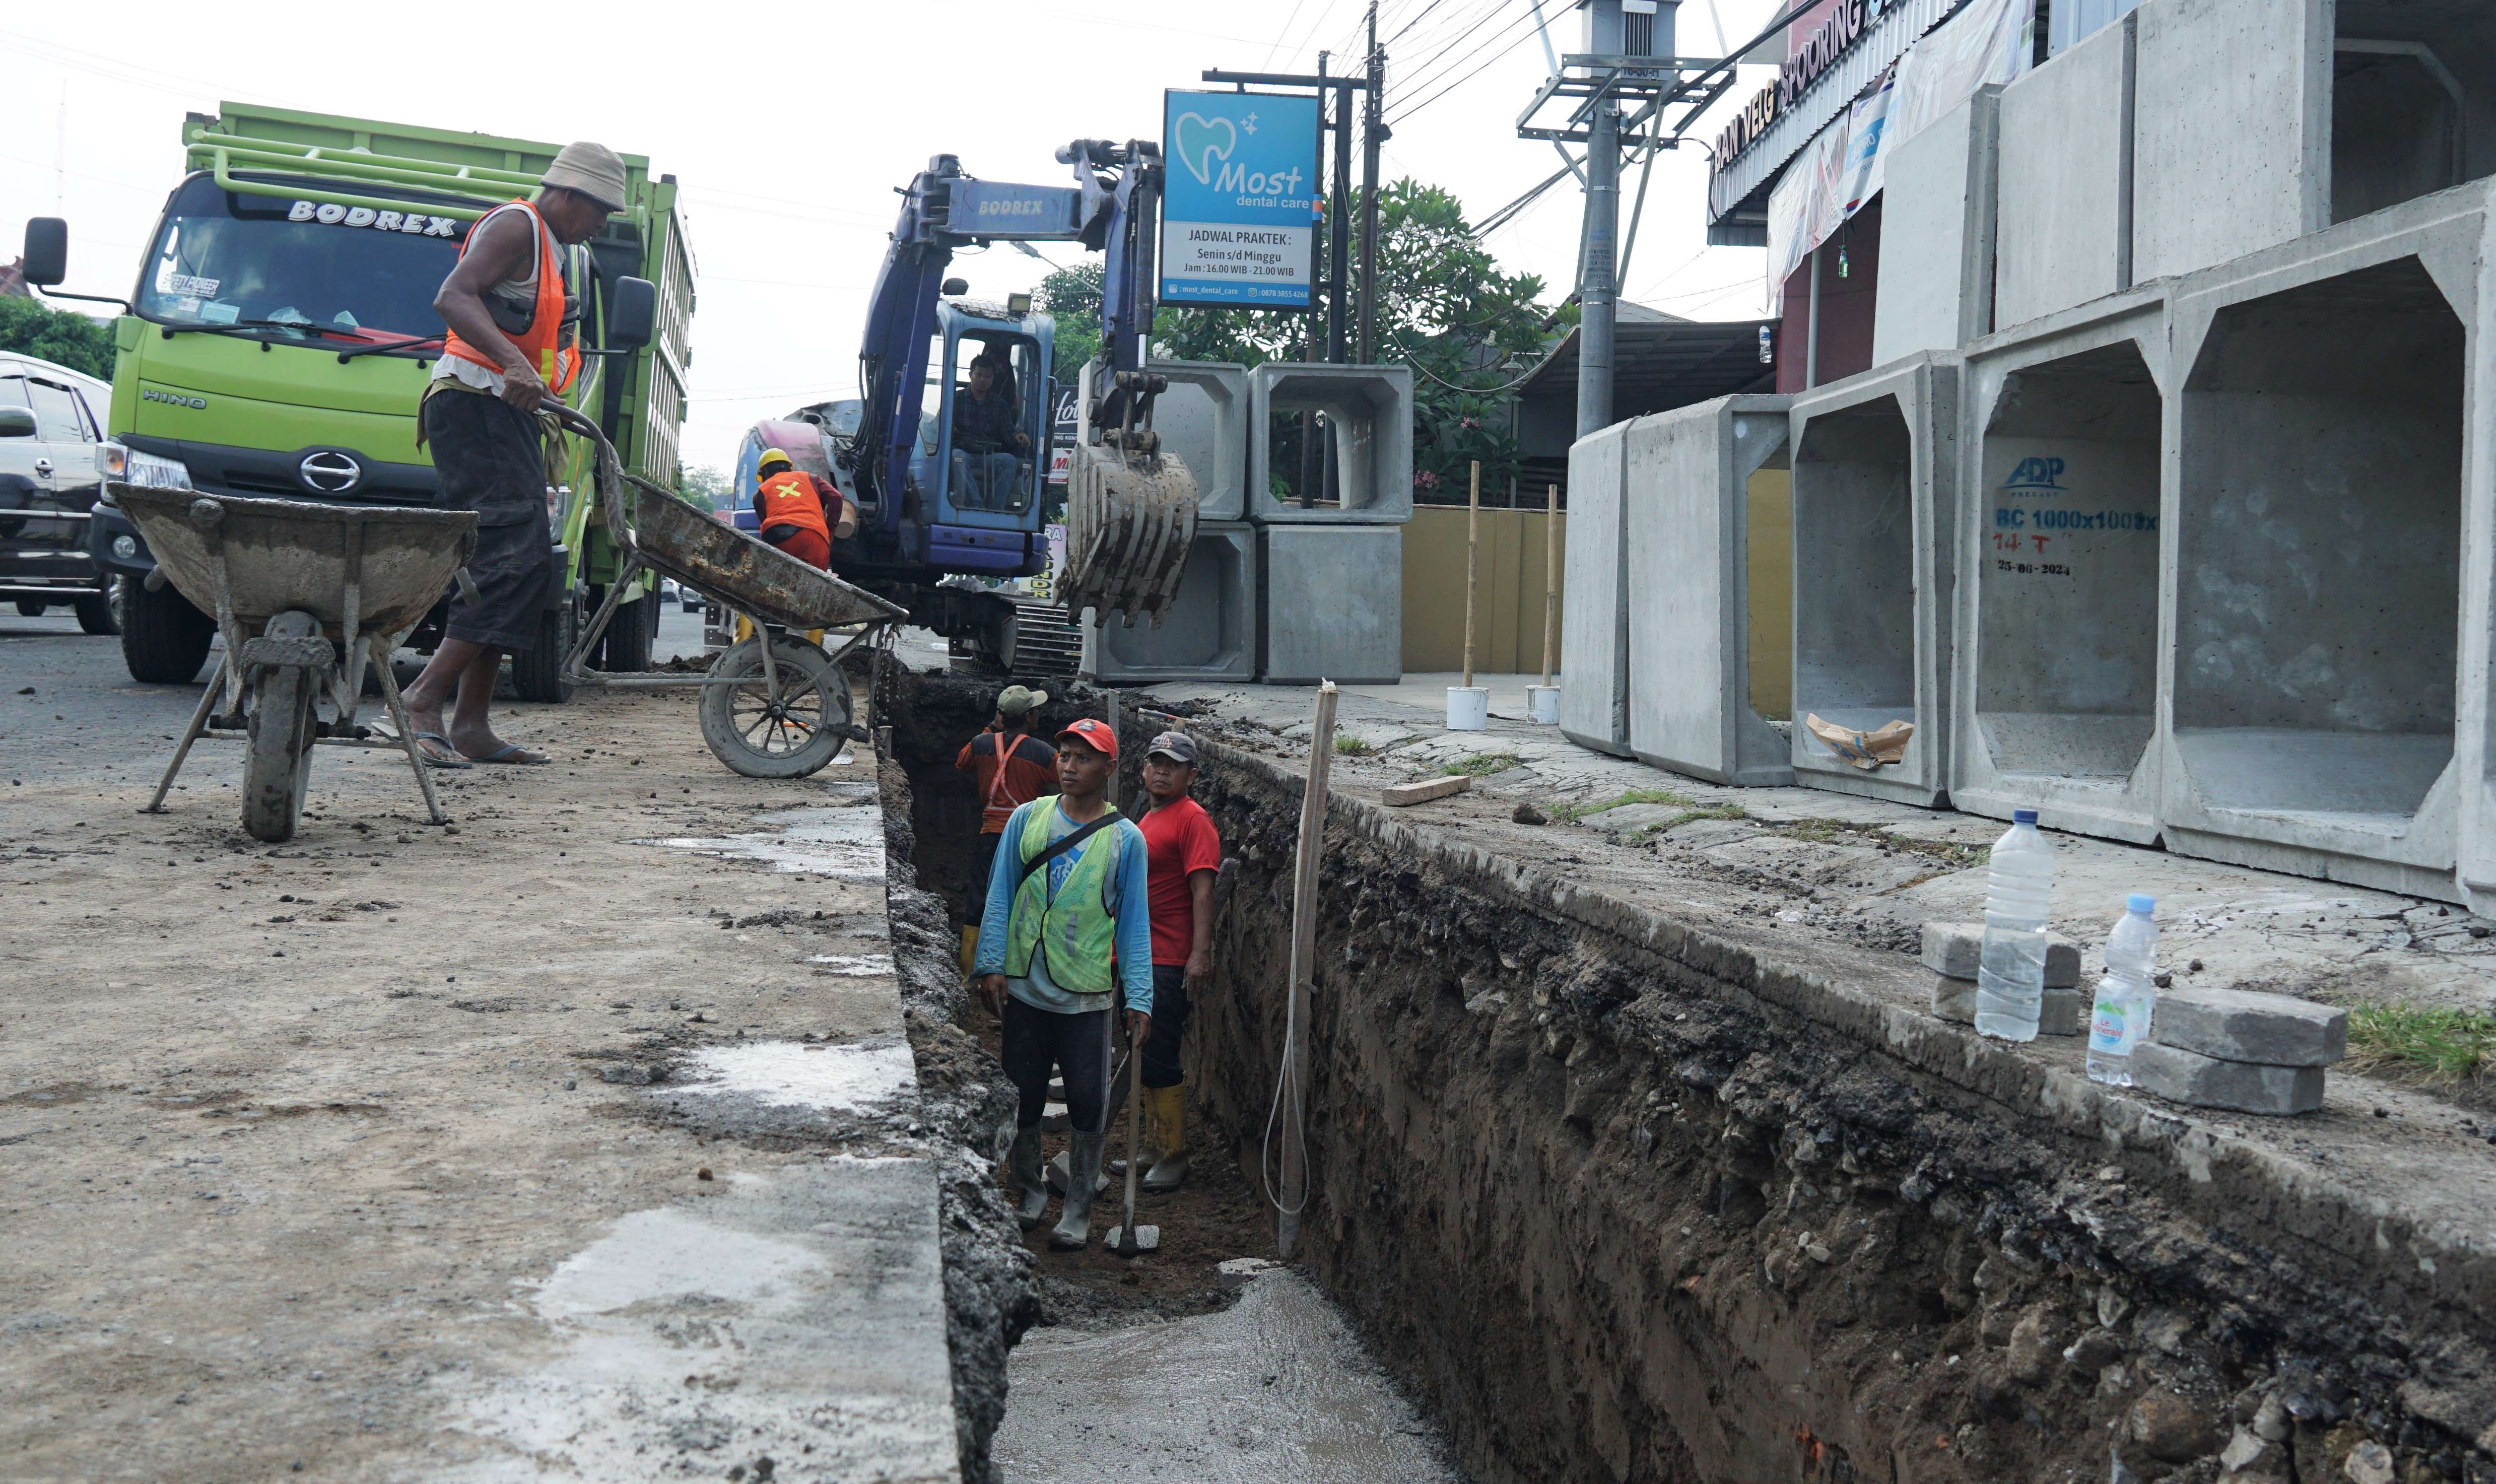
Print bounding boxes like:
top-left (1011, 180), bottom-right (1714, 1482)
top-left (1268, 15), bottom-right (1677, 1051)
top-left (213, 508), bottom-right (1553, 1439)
top-left (114, 483), bottom-right (480, 843)
top-left (549, 407), bottom-right (904, 778)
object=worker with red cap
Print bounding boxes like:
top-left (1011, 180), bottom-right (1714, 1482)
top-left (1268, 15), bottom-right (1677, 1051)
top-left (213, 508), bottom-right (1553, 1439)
top-left (973, 715), bottom-right (1153, 1251)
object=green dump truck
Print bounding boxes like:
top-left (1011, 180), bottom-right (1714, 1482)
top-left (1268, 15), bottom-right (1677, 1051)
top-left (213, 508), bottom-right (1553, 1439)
top-left (22, 102), bottom-right (696, 697)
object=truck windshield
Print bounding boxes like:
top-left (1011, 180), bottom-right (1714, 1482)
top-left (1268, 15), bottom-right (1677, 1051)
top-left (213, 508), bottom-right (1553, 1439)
top-left (134, 174), bottom-right (470, 345)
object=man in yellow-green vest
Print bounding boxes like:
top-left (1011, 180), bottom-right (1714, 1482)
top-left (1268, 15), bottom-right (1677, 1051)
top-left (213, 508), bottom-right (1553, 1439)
top-left (974, 717), bottom-right (1154, 1251)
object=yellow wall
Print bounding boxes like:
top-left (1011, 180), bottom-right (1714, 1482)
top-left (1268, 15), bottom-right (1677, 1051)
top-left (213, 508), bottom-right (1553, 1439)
top-left (1403, 504), bottom-right (1567, 674)
top-left (1746, 468), bottom-right (1794, 721)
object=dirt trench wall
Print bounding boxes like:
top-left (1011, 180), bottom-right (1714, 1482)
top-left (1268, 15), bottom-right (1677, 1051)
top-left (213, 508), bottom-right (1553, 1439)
top-left (1181, 740), bottom-right (2496, 1484)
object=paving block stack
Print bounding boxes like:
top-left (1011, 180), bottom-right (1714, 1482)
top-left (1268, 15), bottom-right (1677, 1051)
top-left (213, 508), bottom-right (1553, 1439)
top-left (1921, 921), bottom-right (2083, 1035)
top-left (2129, 987), bottom-right (2348, 1117)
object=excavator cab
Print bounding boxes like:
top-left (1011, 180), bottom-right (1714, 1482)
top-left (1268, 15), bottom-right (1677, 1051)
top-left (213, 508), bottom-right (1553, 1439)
top-left (910, 299), bottom-right (1051, 530)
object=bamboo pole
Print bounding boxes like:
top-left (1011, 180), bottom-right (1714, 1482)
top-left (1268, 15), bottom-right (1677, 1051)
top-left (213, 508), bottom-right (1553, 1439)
top-left (1461, 460), bottom-right (1481, 690)
top-left (1540, 483), bottom-right (1561, 688)
top-left (1275, 681), bottom-right (1338, 1261)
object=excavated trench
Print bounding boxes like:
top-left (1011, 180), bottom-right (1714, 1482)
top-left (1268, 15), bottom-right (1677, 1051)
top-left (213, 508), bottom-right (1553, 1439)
top-left (875, 670), bottom-right (2496, 1484)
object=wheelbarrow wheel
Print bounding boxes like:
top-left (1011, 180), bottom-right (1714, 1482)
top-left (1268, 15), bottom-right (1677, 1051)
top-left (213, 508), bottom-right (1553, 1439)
top-left (698, 634), bottom-right (852, 779)
top-left (242, 618), bottom-right (322, 844)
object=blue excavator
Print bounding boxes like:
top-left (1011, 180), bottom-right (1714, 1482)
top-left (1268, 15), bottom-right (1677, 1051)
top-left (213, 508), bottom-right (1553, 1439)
top-left (739, 138), bottom-right (1197, 670)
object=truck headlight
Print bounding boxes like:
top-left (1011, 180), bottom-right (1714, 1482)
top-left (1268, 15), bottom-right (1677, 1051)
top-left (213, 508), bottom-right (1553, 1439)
top-left (97, 442), bottom-right (191, 491)
top-left (112, 534), bottom-right (139, 559)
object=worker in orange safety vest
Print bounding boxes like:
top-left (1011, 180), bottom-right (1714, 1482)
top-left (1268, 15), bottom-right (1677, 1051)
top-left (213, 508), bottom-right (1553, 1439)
top-left (752, 447), bottom-right (851, 569)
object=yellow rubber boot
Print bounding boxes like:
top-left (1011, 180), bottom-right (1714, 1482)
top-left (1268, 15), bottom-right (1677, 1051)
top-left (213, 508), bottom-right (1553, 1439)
top-left (958, 924), bottom-right (978, 975)
top-left (1141, 1084), bottom-right (1188, 1192)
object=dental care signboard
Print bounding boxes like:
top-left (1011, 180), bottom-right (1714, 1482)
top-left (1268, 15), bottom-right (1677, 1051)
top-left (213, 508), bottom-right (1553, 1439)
top-left (1159, 90), bottom-right (1321, 309)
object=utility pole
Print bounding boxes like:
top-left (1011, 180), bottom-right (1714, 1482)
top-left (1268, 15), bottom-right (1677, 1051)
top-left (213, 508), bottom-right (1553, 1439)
top-left (1301, 51), bottom-right (1332, 508)
top-left (1359, 0), bottom-right (1384, 364)
top-left (1519, 0), bottom-right (1696, 441)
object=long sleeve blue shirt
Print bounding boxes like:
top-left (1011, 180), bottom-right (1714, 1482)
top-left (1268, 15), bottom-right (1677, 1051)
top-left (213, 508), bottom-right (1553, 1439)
top-left (973, 799), bottom-right (1155, 1015)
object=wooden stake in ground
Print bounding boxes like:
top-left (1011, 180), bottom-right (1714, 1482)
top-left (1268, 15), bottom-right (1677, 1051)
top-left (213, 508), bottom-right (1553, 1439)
top-left (1541, 483), bottom-right (1561, 689)
top-left (1275, 681), bottom-right (1338, 1261)
top-left (1462, 460), bottom-right (1481, 690)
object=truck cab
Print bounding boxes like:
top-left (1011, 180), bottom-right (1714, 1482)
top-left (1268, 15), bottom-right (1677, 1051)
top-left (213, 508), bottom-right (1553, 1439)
top-left (30, 104), bottom-right (694, 694)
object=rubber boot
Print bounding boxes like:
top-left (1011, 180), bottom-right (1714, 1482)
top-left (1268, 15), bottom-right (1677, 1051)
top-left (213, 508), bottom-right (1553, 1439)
top-left (1048, 1130), bottom-right (1104, 1250)
top-left (1005, 1124), bottom-right (1048, 1232)
top-left (1142, 1084), bottom-right (1189, 1192)
top-left (958, 924), bottom-right (978, 976)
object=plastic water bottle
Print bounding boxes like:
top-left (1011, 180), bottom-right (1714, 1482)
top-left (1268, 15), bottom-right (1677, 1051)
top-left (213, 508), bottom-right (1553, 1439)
top-left (2087, 896), bottom-right (2160, 1086)
top-left (1974, 810), bottom-right (2054, 1042)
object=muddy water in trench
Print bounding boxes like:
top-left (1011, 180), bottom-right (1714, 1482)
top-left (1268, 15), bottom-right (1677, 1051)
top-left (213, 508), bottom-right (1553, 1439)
top-left (990, 1269), bottom-right (1464, 1483)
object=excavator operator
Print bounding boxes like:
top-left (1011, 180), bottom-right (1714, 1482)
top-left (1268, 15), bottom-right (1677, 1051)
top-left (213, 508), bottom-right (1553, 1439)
top-left (752, 447), bottom-right (849, 569)
top-left (951, 352), bottom-right (1029, 511)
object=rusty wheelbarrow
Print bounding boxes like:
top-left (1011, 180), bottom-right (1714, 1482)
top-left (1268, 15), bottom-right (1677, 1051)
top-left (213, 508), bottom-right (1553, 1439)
top-left (114, 484), bottom-right (480, 842)
top-left (550, 408), bottom-right (904, 778)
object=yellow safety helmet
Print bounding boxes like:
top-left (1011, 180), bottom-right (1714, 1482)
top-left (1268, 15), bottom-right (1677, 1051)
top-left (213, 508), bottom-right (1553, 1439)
top-left (757, 447), bottom-right (794, 474)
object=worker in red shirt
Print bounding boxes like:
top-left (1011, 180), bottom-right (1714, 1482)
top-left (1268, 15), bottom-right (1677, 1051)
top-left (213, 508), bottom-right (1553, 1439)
top-left (1134, 730), bottom-right (1222, 1191)
top-left (954, 685), bottom-right (1056, 966)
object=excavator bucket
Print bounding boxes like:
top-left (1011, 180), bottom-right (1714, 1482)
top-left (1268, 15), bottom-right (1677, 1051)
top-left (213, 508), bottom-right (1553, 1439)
top-left (1059, 440), bottom-right (1198, 627)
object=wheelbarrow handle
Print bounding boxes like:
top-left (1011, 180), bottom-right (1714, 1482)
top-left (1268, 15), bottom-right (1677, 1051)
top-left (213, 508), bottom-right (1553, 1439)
top-left (454, 566), bottom-right (482, 606)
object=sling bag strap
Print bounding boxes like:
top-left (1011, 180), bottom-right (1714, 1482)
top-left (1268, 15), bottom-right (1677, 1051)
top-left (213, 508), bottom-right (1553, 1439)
top-left (1017, 812), bottom-right (1117, 889)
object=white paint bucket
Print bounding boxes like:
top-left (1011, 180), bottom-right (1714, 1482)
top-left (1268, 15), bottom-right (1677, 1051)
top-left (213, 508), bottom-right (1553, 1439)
top-left (1526, 685), bottom-right (1560, 724)
top-left (1446, 687), bottom-right (1490, 731)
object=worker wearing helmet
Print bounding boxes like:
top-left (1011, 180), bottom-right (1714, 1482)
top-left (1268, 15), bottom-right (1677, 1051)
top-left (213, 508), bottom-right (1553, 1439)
top-left (751, 447), bottom-right (848, 569)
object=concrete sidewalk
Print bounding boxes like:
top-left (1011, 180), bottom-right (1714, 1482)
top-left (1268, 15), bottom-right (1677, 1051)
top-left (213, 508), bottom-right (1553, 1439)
top-left (0, 684), bottom-right (963, 1482)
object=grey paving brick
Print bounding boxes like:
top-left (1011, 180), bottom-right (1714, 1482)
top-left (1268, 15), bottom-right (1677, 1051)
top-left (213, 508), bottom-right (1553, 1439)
top-left (2150, 987), bottom-right (2347, 1067)
top-left (1921, 920), bottom-right (2081, 987)
top-left (1930, 977), bottom-right (2083, 1034)
top-left (2129, 1041), bottom-right (2326, 1116)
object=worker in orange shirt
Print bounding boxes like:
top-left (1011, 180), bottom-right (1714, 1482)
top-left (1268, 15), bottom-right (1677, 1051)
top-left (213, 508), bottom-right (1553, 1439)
top-left (954, 685), bottom-right (1055, 967)
top-left (752, 448), bottom-right (852, 569)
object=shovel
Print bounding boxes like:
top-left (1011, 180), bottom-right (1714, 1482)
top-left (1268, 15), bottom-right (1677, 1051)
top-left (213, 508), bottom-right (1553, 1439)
top-left (1108, 1018), bottom-right (1159, 1256)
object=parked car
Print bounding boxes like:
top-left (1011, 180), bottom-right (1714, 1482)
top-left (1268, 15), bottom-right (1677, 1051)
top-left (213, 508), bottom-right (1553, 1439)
top-left (0, 353), bottom-right (116, 633)
top-left (680, 581), bottom-right (703, 612)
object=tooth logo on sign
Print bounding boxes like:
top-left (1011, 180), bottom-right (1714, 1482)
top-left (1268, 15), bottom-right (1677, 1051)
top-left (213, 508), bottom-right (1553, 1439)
top-left (1173, 113), bottom-right (1238, 186)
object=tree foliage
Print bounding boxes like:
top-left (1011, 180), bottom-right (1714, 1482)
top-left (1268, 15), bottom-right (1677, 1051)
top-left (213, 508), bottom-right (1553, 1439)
top-left (0, 297), bottom-right (115, 381)
top-left (1034, 178), bottom-right (1561, 499)
top-left (679, 463), bottom-right (735, 513)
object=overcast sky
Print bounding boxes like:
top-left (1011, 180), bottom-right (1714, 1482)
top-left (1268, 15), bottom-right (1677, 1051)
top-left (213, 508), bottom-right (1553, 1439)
top-left (0, 0), bottom-right (1786, 473)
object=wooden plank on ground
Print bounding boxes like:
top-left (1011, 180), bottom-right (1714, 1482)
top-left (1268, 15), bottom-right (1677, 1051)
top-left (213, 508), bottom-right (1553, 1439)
top-left (1381, 774), bottom-right (1472, 807)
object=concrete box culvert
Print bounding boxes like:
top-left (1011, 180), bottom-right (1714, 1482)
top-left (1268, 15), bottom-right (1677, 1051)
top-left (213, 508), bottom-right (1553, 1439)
top-left (1953, 289), bottom-right (2170, 843)
top-left (1245, 362), bottom-right (1416, 525)
top-left (1789, 353), bottom-right (1962, 805)
top-left (2162, 183), bottom-right (2488, 903)
top-left (1623, 394), bottom-right (1796, 786)
top-left (1258, 524), bottom-right (1402, 684)
top-left (1138, 359), bottom-right (1250, 522)
top-left (1081, 521), bottom-right (1255, 683)
top-left (1561, 419), bottom-right (1634, 755)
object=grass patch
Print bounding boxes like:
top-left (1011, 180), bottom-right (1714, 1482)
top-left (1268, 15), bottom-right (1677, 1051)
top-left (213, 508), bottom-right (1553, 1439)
top-left (1762, 817), bottom-right (1989, 869)
top-left (1443, 752), bottom-right (1523, 778)
top-left (1549, 786), bottom-right (1695, 824)
top-left (1333, 733), bottom-right (1374, 756)
top-left (2344, 1003), bottom-right (2496, 1099)
top-left (1653, 804), bottom-right (1750, 833)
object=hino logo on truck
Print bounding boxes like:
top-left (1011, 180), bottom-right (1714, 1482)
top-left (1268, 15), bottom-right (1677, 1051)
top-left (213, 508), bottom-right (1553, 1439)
top-left (288, 200), bottom-right (459, 238)
top-left (143, 388), bottom-right (207, 410)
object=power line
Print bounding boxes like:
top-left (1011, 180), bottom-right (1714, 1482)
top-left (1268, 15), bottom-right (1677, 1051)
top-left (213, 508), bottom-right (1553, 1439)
top-left (1391, 5), bottom-right (1549, 122)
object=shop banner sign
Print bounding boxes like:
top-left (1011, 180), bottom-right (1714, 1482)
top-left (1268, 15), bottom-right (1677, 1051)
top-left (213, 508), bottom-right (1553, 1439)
top-left (1159, 90), bottom-right (1321, 309)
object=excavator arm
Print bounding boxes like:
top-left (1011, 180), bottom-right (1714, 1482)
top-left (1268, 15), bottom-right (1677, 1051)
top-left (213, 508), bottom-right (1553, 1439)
top-left (844, 141), bottom-right (1197, 630)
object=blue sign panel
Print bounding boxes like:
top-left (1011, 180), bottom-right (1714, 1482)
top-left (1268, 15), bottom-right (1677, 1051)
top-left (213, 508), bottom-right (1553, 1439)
top-left (1159, 90), bottom-right (1321, 309)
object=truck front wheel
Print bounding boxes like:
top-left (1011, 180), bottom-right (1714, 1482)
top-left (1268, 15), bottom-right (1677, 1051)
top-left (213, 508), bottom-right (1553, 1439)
top-left (121, 576), bottom-right (216, 684)
top-left (509, 590), bottom-right (578, 704)
top-left (74, 583), bottom-right (120, 636)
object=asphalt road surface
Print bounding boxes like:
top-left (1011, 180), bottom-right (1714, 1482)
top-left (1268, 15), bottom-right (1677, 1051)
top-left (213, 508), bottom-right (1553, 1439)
top-left (2, 600), bottom-right (716, 787)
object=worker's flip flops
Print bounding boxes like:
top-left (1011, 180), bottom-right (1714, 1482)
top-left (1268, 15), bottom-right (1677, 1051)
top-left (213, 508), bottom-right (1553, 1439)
top-left (467, 743), bottom-right (552, 766)
top-left (407, 731), bottom-right (472, 769)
